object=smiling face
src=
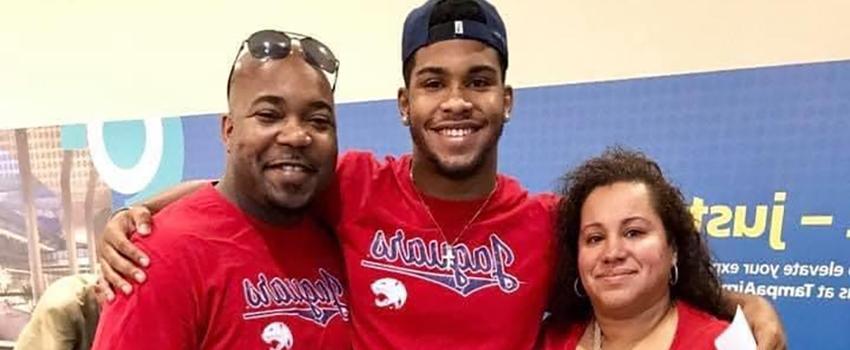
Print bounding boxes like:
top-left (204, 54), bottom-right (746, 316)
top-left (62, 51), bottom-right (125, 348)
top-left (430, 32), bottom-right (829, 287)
top-left (399, 39), bottom-right (512, 179)
top-left (577, 181), bottom-right (676, 316)
top-left (222, 53), bottom-right (338, 212)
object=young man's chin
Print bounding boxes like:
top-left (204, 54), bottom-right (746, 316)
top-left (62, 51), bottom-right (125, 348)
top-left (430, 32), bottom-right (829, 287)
top-left (432, 155), bottom-right (487, 180)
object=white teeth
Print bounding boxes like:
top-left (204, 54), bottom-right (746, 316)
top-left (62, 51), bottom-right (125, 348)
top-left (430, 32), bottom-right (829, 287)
top-left (281, 165), bottom-right (306, 172)
top-left (439, 128), bottom-right (473, 137)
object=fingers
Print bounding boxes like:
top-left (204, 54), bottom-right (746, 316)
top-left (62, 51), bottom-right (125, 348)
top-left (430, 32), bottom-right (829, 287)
top-left (94, 206), bottom-right (155, 300)
top-left (100, 245), bottom-right (141, 295)
top-left (113, 233), bottom-right (150, 270)
top-left (93, 277), bottom-right (115, 304)
top-left (102, 209), bottom-right (150, 269)
top-left (105, 238), bottom-right (147, 283)
top-left (128, 206), bottom-right (153, 236)
top-left (100, 259), bottom-right (132, 297)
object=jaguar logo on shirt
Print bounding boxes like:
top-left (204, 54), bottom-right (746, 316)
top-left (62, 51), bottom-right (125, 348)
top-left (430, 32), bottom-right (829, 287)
top-left (242, 269), bottom-right (349, 326)
top-left (362, 230), bottom-right (521, 297)
top-left (262, 322), bottom-right (294, 350)
top-left (370, 277), bottom-right (407, 309)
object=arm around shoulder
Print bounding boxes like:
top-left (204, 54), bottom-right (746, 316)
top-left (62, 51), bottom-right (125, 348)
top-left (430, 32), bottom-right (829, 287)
top-left (92, 228), bottom-right (206, 350)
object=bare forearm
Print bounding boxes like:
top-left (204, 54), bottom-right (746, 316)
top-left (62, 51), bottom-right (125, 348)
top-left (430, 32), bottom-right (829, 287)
top-left (722, 289), bottom-right (786, 349)
top-left (140, 180), bottom-right (211, 213)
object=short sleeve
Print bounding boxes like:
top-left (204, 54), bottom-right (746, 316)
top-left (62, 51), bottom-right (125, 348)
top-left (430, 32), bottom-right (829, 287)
top-left (91, 229), bottom-right (206, 350)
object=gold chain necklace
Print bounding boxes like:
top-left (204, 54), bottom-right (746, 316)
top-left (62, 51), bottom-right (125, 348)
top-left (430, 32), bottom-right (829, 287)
top-left (408, 165), bottom-right (498, 265)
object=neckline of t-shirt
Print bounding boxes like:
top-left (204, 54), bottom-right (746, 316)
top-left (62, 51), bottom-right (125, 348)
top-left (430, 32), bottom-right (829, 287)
top-left (202, 182), bottom-right (314, 234)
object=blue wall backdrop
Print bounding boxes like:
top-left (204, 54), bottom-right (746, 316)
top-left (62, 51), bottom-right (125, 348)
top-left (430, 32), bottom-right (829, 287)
top-left (74, 59), bottom-right (850, 348)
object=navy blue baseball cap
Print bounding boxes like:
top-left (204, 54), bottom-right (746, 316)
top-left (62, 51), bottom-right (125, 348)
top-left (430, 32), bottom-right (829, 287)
top-left (402, 0), bottom-right (508, 70)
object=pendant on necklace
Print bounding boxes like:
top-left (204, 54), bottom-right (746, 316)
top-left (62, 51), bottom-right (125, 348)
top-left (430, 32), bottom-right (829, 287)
top-left (443, 244), bottom-right (455, 264)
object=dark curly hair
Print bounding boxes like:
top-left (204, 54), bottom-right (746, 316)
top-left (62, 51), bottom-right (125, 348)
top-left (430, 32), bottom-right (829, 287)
top-left (548, 147), bottom-right (731, 326)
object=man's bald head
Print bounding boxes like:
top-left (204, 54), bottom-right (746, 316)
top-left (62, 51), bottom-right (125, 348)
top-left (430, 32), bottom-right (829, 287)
top-left (227, 52), bottom-right (334, 108)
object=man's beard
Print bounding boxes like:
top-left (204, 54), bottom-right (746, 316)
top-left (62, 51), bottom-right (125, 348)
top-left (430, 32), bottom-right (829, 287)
top-left (231, 162), bottom-right (313, 225)
top-left (409, 123), bottom-right (503, 180)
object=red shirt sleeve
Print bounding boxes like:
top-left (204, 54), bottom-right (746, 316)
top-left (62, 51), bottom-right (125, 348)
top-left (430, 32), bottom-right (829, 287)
top-left (92, 228), bottom-right (206, 350)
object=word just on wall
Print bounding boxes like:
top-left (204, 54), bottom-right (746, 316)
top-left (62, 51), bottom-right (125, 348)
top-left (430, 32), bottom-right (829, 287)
top-left (690, 192), bottom-right (787, 251)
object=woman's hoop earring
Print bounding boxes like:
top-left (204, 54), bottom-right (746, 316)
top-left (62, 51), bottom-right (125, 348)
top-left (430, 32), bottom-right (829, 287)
top-left (670, 263), bottom-right (679, 286)
top-left (574, 278), bottom-right (585, 298)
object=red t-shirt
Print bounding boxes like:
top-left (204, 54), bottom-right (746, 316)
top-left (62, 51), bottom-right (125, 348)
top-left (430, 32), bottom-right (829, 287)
top-left (93, 184), bottom-right (351, 350)
top-left (536, 301), bottom-right (730, 350)
top-left (329, 151), bottom-right (558, 350)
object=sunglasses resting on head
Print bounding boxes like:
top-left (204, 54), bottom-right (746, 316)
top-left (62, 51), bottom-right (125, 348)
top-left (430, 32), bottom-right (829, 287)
top-left (227, 29), bottom-right (340, 96)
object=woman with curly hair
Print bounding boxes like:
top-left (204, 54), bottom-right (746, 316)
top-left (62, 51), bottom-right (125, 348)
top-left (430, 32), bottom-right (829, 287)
top-left (538, 147), bottom-right (734, 350)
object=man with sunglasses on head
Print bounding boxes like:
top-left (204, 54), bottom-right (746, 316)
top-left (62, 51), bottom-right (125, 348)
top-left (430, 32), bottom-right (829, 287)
top-left (91, 30), bottom-right (350, 349)
top-left (96, 1), bottom-right (787, 349)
